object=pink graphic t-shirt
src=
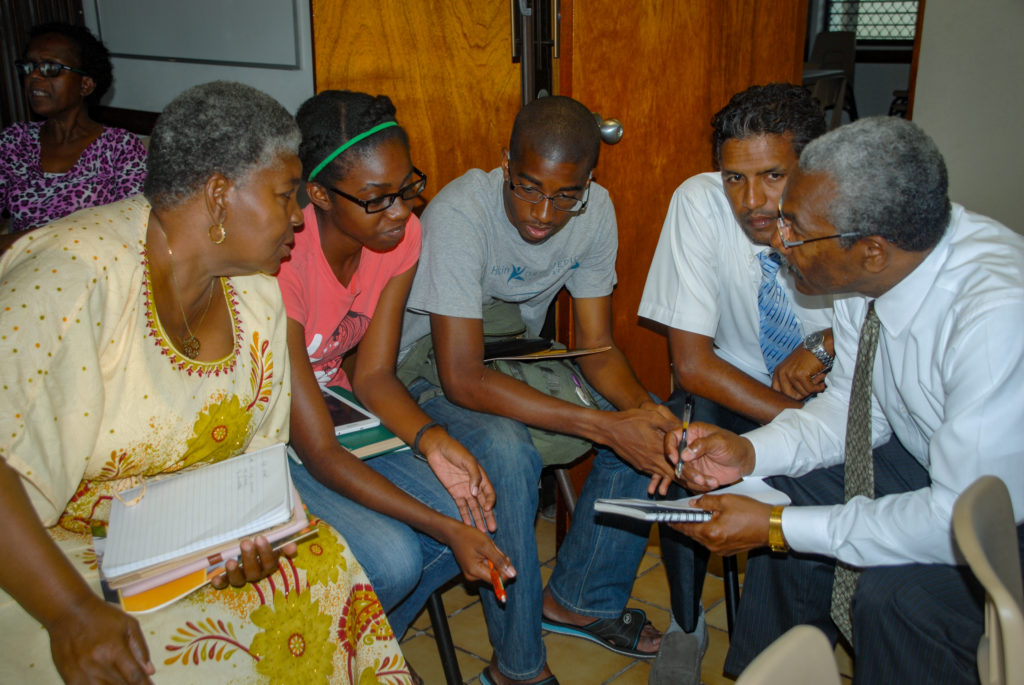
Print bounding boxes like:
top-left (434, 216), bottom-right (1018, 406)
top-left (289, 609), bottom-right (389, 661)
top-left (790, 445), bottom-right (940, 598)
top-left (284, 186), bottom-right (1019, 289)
top-left (277, 203), bottom-right (421, 389)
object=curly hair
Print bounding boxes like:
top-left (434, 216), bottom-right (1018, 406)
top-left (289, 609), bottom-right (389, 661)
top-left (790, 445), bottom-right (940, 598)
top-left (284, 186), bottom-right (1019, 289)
top-left (144, 81), bottom-right (300, 211)
top-left (509, 95), bottom-right (601, 171)
top-left (28, 22), bottom-right (113, 105)
top-left (711, 83), bottom-right (826, 169)
top-left (799, 116), bottom-right (950, 252)
top-left (295, 90), bottom-right (408, 185)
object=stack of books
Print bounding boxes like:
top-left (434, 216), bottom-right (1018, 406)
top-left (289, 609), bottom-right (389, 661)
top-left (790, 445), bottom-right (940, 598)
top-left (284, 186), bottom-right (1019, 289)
top-left (97, 443), bottom-right (312, 613)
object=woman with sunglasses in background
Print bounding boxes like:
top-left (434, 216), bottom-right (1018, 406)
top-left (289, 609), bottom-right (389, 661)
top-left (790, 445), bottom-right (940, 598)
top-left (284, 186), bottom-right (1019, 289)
top-left (278, 91), bottom-right (513, 671)
top-left (1, 22), bottom-right (146, 236)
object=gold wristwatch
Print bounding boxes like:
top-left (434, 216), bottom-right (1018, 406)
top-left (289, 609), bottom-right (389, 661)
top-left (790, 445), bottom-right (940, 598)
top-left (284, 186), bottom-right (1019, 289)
top-left (768, 505), bottom-right (789, 553)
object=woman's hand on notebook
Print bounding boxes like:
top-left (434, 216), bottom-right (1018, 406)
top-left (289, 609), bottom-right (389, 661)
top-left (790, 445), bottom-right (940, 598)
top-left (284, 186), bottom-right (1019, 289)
top-left (421, 432), bottom-right (498, 533)
top-left (209, 536), bottom-right (298, 589)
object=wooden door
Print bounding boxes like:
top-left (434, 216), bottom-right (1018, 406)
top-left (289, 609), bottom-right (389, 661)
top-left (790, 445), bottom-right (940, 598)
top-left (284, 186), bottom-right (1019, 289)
top-left (312, 0), bottom-right (808, 398)
top-left (560, 0), bottom-right (808, 397)
top-left (311, 0), bottom-right (522, 200)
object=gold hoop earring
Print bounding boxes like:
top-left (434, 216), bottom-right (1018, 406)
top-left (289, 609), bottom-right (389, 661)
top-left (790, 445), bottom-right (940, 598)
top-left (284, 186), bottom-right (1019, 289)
top-left (209, 222), bottom-right (227, 244)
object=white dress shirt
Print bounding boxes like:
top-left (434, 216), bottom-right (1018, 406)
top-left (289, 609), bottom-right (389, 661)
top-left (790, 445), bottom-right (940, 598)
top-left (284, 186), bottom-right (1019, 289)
top-left (748, 205), bottom-right (1024, 566)
top-left (639, 173), bottom-right (833, 384)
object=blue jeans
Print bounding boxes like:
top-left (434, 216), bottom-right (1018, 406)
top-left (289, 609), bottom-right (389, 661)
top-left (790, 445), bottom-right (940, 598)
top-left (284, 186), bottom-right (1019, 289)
top-left (289, 452), bottom-right (461, 638)
top-left (408, 377), bottom-right (548, 681)
top-left (545, 390), bottom-right (700, 631)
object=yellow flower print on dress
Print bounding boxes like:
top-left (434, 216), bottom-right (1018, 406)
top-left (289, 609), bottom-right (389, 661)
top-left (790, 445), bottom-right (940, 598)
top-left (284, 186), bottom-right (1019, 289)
top-left (293, 522), bottom-right (347, 587)
top-left (181, 394), bottom-right (252, 468)
top-left (179, 331), bottom-right (275, 468)
top-left (251, 589), bottom-right (335, 684)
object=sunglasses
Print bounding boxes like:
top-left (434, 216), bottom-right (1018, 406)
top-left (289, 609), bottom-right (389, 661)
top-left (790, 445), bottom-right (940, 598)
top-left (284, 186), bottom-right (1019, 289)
top-left (15, 60), bottom-right (88, 78)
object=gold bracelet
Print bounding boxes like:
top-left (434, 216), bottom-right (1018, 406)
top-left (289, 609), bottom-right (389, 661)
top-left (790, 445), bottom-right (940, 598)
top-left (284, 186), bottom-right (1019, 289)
top-left (768, 505), bottom-right (788, 553)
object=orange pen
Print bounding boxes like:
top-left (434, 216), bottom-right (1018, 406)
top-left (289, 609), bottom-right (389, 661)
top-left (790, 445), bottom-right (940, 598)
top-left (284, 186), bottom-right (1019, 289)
top-left (488, 560), bottom-right (507, 603)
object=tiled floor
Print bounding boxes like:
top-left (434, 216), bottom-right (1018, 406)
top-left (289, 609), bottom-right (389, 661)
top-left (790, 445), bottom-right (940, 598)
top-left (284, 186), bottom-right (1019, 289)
top-left (398, 517), bottom-right (854, 684)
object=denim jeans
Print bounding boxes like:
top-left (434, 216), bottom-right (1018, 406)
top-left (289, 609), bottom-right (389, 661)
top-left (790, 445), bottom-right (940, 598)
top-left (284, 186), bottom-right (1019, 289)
top-left (546, 389), bottom-right (703, 632)
top-left (408, 377), bottom-right (548, 681)
top-left (409, 376), bottom-right (700, 677)
top-left (289, 452), bottom-right (461, 638)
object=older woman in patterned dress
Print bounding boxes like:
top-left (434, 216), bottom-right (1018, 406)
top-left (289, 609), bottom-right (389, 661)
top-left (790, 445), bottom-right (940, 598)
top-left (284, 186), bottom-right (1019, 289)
top-left (0, 81), bottom-right (410, 684)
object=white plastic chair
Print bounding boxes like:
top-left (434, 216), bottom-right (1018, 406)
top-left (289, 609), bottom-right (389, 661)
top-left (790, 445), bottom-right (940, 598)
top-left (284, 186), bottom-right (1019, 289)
top-left (734, 624), bottom-right (841, 685)
top-left (953, 475), bottom-right (1024, 685)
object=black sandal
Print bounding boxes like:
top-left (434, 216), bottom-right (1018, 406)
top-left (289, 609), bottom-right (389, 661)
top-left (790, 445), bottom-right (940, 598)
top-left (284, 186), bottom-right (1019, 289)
top-left (542, 607), bottom-right (658, 659)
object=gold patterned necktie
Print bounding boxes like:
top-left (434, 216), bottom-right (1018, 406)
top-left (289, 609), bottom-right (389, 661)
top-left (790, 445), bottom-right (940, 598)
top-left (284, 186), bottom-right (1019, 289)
top-left (829, 302), bottom-right (880, 645)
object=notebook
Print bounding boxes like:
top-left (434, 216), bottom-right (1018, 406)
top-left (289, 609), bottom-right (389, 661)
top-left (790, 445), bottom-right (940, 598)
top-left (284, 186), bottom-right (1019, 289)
top-left (102, 443), bottom-right (294, 584)
top-left (594, 477), bottom-right (792, 523)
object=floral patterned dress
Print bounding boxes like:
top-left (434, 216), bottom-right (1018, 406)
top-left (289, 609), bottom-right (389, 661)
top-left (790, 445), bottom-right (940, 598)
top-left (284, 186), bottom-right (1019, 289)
top-left (0, 196), bottom-right (412, 684)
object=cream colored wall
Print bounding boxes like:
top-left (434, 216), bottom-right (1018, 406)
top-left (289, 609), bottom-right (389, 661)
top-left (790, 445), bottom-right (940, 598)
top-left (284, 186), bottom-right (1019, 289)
top-left (912, 0), bottom-right (1024, 233)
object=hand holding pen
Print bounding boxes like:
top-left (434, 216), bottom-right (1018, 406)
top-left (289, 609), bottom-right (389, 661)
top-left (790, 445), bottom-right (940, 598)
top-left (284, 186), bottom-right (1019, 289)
top-left (674, 395), bottom-right (694, 479)
top-left (488, 560), bottom-right (507, 603)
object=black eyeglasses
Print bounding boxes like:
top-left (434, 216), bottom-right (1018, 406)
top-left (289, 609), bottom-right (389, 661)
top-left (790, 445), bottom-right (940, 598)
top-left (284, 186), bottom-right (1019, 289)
top-left (776, 204), bottom-right (859, 248)
top-left (15, 60), bottom-right (88, 78)
top-left (508, 180), bottom-right (590, 213)
top-left (327, 167), bottom-right (427, 214)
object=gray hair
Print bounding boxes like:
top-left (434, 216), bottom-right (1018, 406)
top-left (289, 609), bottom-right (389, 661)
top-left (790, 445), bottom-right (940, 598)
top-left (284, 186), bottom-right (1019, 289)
top-left (799, 116), bottom-right (950, 252)
top-left (144, 81), bottom-right (301, 210)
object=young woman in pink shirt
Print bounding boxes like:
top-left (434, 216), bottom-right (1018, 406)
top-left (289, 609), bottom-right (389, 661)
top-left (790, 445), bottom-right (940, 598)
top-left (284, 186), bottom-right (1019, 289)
top-left (277, 91), bottom-right (513, 651)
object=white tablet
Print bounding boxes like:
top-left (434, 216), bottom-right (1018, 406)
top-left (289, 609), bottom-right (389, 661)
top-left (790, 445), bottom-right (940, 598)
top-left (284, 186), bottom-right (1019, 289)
top-left (321, 386), bottom-right (381, 436)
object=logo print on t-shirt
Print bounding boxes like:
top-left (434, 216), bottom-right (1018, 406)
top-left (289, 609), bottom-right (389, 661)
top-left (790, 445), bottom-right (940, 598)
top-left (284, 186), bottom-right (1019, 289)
top-left (507, 265), bottom-right (526, 283)
top-left (309, 312), bottom-right (371, 385)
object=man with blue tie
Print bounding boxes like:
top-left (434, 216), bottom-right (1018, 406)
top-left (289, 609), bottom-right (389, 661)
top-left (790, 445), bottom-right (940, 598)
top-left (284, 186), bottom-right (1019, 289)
top-left (638, 83), bottom-right (834, 683)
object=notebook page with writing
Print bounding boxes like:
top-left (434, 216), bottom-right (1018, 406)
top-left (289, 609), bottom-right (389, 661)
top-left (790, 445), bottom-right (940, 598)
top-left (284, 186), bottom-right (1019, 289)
top-left (103, 443), bottom-right (292, 579)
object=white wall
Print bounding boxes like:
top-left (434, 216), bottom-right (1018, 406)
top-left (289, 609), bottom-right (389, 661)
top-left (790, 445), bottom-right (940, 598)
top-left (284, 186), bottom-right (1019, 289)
top-left (912, 0), bottom-right (1024, 233)
top-left (82, 0), bottom-right (315, 116)
top-left (853, 62), bottom-right (910, 118)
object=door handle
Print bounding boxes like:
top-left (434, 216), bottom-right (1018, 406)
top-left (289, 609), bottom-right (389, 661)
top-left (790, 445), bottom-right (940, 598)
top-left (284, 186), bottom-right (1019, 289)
top-left (593, 113), bottom-right (623, 144)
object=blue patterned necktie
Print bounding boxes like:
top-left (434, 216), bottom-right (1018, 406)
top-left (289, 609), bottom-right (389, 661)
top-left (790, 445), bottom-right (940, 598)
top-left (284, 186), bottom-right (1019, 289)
top-left (757, 250), bottom-right (803, 374)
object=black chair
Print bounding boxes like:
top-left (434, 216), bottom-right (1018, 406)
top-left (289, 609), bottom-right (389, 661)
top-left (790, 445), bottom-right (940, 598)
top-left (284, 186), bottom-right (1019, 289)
top-left (425, 588), bottom-right (463, 685)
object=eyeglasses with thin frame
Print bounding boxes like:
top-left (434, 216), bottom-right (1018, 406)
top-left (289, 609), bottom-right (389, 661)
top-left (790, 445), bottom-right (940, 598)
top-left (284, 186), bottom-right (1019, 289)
top-left (776, 203), bottom-right (860, 248)
top-left (15, 60), bottom-right (88, 78)
top-left (326, 167), bottom-right (427, 214)
top-left (508, 179), bottom-right (591, 213)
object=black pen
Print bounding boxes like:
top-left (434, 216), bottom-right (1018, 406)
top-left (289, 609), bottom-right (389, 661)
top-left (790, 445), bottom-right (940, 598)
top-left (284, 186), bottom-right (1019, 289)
top-left (675, 395), bottom-right (693, 479)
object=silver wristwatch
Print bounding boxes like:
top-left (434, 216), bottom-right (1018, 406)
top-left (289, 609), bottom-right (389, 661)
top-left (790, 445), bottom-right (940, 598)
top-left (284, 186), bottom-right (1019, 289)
top-left (802, 330), bottom-right (834, 370)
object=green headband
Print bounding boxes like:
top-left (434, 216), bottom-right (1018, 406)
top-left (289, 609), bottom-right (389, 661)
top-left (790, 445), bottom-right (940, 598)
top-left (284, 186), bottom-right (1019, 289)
top-left (307, 121), bottom-right (399, 181)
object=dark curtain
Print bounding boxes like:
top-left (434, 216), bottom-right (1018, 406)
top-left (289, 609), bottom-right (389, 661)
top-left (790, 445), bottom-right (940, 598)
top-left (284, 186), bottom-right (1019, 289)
top-left (1, 0), bottom-right (84, 129)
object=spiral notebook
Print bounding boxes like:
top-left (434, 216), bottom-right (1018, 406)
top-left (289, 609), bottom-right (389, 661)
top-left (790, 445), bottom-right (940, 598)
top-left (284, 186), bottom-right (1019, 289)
top-left (594, 477), bottom-right (791, 523)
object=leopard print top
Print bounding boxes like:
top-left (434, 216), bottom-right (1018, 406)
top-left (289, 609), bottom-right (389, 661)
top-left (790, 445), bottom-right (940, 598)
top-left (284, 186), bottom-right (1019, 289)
top-left (0, 121), bottom-right (147, 232)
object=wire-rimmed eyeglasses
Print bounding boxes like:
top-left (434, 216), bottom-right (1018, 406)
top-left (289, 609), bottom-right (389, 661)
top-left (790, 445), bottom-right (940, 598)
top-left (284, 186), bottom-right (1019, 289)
top-left (15, 60), bottom-right (88, 78)
top-left (508, 180), bottom-right (590, 214)
top-left (327, 167), bottom-right (427, 214)
top-left (776, 203), bottom-right (859, 248)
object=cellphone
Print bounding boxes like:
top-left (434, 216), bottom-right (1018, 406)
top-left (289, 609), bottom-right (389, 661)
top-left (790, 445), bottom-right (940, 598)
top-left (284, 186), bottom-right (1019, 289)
top-left (321, 387), bottom-right (380, 435)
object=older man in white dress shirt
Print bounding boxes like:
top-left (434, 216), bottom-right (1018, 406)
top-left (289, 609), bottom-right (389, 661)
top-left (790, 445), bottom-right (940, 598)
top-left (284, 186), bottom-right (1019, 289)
top-left (670, 116), bottom-right (1024, 684)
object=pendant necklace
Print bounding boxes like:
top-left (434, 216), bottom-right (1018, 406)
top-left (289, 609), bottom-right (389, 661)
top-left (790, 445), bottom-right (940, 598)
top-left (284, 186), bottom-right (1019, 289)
top-left (157, 225), bottom-right (216, 359)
